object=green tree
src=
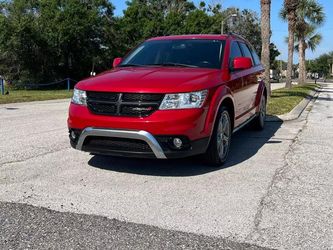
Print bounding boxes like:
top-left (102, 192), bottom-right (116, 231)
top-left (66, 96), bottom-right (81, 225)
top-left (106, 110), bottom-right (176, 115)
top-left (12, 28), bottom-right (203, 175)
top-left (119, 0), bottom-right (195, 50)
top-left (119, 1), bottom-right (263, 56)
top-left (183, 8), bottom-right (213, 34)
top-left (0, 0), bottom-right (116, 85)
top-left (270, 43), bottom-right (281, 70)
top-left (0, 0), bottom-right (266, 86)
top-left (281, 0), bottom-right (325, 85)
top-left (0, 0), bottom-right (43, 83)
top-left (222, 9), bottom-right (262, 54)
top-left (294, 25), bottom-right (322, 79)
top-left (307, 52), bottom-right (333, 77)
top-left (295, 0), bottom-right (324, 84)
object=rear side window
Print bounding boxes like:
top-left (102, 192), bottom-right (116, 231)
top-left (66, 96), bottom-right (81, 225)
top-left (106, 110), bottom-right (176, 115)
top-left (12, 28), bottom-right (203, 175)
top-left (229, 42), bottom-right (242, 68)
top-left (239, 43), bottom-right (254, 65)
top-left (250, 49), bottom-right (261, 66)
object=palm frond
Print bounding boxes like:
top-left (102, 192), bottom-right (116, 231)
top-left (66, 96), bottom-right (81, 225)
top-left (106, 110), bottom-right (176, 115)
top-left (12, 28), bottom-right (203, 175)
top-left (286, 23), bottom-right (322, 53)
top-left (307, 33), bottom-right (322, 51)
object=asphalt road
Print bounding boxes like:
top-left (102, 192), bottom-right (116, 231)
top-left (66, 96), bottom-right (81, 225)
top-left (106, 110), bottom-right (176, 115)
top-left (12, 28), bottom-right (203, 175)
top-left (0, 83), bottom-right (332, 249)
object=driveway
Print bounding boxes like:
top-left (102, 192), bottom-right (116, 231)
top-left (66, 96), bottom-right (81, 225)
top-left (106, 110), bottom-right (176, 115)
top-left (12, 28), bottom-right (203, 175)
top-left (0, 84), bottom-right (332, 249)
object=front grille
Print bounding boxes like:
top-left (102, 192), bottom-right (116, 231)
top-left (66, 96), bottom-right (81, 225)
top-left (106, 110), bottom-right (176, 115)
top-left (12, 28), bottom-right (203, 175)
top-left (87, 92), bottom-right (118, 102)
top-left (86, 92), bottom-right (164, 117)
top-left (88, 102), bottom-right (117, 114)
top-left (122, 93), bottom-right (164, 102)
top-left (83, 137), bottom-right (153, 153)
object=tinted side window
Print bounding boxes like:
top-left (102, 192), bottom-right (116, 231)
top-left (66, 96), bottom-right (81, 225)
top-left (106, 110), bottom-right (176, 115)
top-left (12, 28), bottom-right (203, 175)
top-left (239, 43), bottom-right (254, 65)
top-left (229, 42), bottom-right (242, 69)
top-left (250, 49), bottom-right (261, 66)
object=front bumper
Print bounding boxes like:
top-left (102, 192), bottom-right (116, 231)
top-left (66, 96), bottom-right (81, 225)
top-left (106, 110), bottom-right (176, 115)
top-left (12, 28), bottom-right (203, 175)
top-left (70, 127), bottom-right (209, 159)
top-left (68, 103), bottom-right (210, 141)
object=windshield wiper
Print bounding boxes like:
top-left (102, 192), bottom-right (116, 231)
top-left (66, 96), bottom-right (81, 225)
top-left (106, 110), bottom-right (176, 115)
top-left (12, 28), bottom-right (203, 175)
top-left (118, 64), bottom-right (143, 67)
top-left (146, 63), bottom-right (199, 68)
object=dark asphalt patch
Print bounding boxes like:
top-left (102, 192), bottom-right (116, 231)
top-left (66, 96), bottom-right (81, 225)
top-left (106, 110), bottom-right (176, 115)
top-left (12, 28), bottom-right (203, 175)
top-left (0, 202), bottom-right (269, 250)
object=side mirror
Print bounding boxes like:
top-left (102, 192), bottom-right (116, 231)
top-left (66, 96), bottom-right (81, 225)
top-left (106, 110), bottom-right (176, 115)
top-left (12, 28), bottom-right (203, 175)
top-left (113, 57), bottom-right (122, 68)
top-left (233, 57), bottom-right (253, 71)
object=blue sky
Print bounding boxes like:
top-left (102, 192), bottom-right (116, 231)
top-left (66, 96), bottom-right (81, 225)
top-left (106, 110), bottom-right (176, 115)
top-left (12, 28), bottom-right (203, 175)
top-left (112, 0), bottom-right (333, 61)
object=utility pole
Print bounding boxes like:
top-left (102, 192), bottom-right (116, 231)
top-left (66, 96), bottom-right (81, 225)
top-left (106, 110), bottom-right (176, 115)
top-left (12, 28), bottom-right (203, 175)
top-left (221, 13), bottom-right (238, 34)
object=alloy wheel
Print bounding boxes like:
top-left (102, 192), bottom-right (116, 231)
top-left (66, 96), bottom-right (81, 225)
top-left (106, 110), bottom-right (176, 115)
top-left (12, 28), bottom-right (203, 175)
top-left (217, 111), bottom-right (231, 160)
top-left (259, 97), bottom-right (266, 126)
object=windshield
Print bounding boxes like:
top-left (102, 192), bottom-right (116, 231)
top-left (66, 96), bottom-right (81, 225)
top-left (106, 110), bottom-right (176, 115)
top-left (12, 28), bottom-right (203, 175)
top-left (120, 39), bottom-right (225, 69)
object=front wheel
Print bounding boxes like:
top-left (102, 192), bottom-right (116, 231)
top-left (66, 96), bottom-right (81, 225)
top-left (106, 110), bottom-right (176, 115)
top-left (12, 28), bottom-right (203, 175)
top-left (204, 107), bottom-right (232, 166)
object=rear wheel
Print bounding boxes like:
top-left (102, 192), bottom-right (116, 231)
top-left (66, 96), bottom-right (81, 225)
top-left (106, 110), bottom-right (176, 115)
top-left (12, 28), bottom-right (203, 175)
top-left (253, 95), bottom-right (266, 130)
top-left (204, 107), bottom-right (232, 166)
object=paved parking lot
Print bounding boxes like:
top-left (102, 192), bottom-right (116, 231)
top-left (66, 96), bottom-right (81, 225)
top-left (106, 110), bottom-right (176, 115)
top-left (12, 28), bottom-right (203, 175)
top-left (0, 83), bottom-right (332, 249)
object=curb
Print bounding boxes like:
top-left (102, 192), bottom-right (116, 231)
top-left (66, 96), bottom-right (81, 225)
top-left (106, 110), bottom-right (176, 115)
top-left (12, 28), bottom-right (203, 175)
top-left (266, 85), bottom-right (321, 122)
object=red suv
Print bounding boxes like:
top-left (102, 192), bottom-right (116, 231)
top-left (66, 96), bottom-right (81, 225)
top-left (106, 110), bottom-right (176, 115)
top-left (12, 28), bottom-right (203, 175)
top-left (68, 34), bottom-right (267, 165)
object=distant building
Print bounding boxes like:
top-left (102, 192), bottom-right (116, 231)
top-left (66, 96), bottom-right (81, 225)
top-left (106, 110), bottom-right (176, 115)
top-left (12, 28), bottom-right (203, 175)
top-left (281, 70), bottom-right (287, 78)
top-left (277, 69), bottom-right (295, 79)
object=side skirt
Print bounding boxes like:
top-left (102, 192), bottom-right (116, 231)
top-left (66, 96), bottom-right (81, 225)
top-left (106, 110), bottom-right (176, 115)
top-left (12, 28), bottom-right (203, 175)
top-left (233, 114), bottom-right (257, 133)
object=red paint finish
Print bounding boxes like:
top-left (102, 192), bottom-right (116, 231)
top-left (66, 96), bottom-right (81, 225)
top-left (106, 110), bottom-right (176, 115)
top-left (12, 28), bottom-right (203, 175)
top-left (77, 67), bottom-right (222, 93)
top-left (233, 57), bottom-right (253, 70)
top-left (112, 57), bottom-right (122, 68)
top-left (68, 103), bottom-right (209, 140)
top-left (68, 34), bottom-right (266, 156)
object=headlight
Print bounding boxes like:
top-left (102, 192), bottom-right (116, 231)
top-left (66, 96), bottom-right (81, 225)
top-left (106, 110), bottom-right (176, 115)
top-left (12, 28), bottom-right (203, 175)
top-left (159, 90), bottom-right (208, 110)
top-left (72, 88), bottom-right (87, 105)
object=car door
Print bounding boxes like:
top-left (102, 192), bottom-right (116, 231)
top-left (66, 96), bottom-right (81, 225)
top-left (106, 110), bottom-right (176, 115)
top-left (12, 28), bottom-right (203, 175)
top-left (227, 41), bottom-right (246, 127)
top-left (238, 42), bottom-right (259, 117)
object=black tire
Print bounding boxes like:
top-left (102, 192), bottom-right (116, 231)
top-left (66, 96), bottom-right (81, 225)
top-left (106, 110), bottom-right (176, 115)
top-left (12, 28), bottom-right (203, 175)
top-left (203, 106), bottom-right (232, 166)
top-left (252, 95), bottom-right (266, 130)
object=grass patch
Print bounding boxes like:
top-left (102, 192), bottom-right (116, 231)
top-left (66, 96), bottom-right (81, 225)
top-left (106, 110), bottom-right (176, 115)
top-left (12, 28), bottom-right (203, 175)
top-left (0, 84), bottom-right (319, 113)
top-left (0, 90), bottom-right (73, 104)
top-left (267, 83), bottom-right (319, 116)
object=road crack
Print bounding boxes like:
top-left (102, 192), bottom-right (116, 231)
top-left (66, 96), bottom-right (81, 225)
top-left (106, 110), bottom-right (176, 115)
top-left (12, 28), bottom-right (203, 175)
top-left (246, 94), bottom-right (317, 244)
top-left (0, 147), bottom-right (70, 168)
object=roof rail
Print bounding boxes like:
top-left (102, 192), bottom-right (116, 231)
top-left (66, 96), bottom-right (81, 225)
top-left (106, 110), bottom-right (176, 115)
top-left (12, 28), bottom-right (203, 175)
top-left (227, 32), bottom-right (247, 41)
top-left (227, 32), bottom-right (253, 47)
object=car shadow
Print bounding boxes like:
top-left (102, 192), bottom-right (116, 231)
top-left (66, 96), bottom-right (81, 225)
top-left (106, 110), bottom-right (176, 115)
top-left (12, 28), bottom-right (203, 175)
top-left (88, 119), bottom-right (283, 177)
top-left (316, 96), bottom-right (333, 101)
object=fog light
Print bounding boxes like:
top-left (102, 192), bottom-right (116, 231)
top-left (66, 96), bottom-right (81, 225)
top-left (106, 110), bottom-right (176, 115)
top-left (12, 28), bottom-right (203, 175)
top-left (173, 138), bottom-right (183, 148)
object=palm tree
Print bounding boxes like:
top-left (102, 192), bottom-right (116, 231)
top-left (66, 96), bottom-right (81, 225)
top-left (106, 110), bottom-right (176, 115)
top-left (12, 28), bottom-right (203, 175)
top-left (281, 0), bottom-right (325, 85)
top-left (260, 0), bottom-right (271, 95)
top-left (285, 25), bottom-right (322, 80)
top-left (296, 0), bottom-right (325, 84)
top-left (295, 25), bottom-right (322, 82)
top-left (281, 0), bottom-right (300, 88)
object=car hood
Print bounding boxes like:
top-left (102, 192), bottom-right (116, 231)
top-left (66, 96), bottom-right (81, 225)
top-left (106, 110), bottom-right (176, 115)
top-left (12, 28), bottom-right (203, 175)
top-left (76, 67), bottom-right (222, 93)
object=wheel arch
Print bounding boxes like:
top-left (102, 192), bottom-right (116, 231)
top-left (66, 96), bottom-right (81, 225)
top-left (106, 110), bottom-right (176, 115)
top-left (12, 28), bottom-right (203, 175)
top-left (204, 85), bottom-right (236, 140)
top-left (255, 80), bottom-right (267, 112)
top-left (218, 97), bottom-right (235, 130)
